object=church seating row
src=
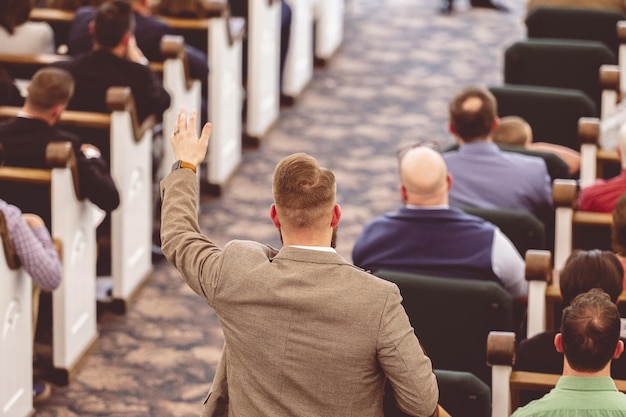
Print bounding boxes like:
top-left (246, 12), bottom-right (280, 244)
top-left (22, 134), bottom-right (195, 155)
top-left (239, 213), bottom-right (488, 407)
top-left (0, 88), bottom-right (153, 385)
top-left (0, 141), bottom-right (99, 389)
top-left (489, 6), bottom-right (626, 154)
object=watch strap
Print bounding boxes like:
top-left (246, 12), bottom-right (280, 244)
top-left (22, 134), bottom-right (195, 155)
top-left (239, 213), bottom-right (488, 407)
top-left (172, 160), bottom-right (197, 174)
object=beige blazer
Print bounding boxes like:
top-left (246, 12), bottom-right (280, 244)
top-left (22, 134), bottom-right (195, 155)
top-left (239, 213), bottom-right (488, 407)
top-left (161, 170), bottom-right (439, 417)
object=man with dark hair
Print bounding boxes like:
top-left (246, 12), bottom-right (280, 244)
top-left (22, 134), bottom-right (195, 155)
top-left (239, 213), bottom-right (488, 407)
top-left (66, 0), bottom-right (208, 123)
top-left (160, 109), bottom-right (443, 417)
top-left (512, 289), bottom-right (626, 416)
top-left (443, 86), bottom-right (552, 219)
top-left (52, 0), bottom-right (170, 123)
top-left (515, 250), bottom-right (626, 380)
top-left (0, 67), bottom-right (119, 215)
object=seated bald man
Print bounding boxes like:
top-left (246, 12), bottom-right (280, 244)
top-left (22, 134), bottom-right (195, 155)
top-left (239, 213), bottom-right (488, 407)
top-left (352, 146), bottom-right (527, 298)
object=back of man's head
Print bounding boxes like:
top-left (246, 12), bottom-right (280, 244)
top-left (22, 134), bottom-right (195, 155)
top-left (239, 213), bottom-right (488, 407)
top-left (272, 153), bottom-right (336, 229)
top-left (559, 249), bottom-right (624, 307)
top-left (93, 0), bottom-right (135, 49)
top-left (560, 289), bottom-right (621, 373)
top-left (449, 87), bottom-right (497, 142)
top-left (26, 67), bottom-right (75, 112)
top-left (492, 116), bottom-right (532, 147)
top-left (398, 146), bottom-right (448, 206)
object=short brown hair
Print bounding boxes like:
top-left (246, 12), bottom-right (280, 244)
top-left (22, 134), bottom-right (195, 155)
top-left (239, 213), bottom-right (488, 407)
top-left (449, 87), bottom-right (497, 142)
top-left (26, 67), bottom-right (74, 111)
top-left (0, 0), bottom-right (33, 34)
top-left (272, 153), bottom-right (336, 229)
top-left (561, 289), bottom-right (621, 372)
top-left (559, 249), bottom-right (623, 307)
top-left (94, 0), bottom-right (134, 49)
top-left (492, 116), bottom-right (530, 146)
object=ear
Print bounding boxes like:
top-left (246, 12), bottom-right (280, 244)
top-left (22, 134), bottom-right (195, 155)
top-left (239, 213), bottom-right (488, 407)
top-left (331, 204), bottom-right (341, 228)
top-left (446, 173), bottom-right (453, 191)
top-left (447, 122), bottom-right (456, 135)
top-left (49, 104), bottom-right (64, 121)
top-left (614, 340), bottom-right (624, 359)
top-left (88, 20), bottom-right (95, 35)
top-left (399, 184), bottom-right (408, 203)
top-left (492, 117), bottom-right (500, 131)
top-left (269, 204), bottom-right (281, 229)
top-left (120, 32), bottom-right (131, 47)
top-left (554, 333), bottom-right (564, 353)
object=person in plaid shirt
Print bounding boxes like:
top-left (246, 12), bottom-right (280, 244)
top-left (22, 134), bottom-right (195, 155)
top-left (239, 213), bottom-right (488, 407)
top-left (0, 198), bottom-right (61, 403)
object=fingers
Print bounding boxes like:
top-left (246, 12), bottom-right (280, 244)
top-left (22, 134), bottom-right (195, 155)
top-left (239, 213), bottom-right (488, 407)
top-left (188, 110), bottom-right (198, 134)
top-left (200, 122), bottom-right (212, 146)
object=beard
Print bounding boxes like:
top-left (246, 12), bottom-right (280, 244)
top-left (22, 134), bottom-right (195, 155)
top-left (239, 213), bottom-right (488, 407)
top-left (277, 227), bottom-right (338, 249)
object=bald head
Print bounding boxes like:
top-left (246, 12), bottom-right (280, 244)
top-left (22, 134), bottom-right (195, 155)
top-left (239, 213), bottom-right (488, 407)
top-left (399, 147), bottom-right (449, 206)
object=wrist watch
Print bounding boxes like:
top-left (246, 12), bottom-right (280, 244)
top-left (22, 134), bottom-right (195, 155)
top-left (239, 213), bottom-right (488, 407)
top-left (171, 160), bottom-right (197, 174)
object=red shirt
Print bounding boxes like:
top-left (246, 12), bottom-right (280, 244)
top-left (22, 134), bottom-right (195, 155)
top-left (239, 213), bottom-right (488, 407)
top-left (579, 169), bottom-right (626, 213)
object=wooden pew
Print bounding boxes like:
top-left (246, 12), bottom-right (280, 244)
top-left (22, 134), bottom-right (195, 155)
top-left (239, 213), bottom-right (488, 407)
top-left (0, 37), bottom-right (202, 187)
top-left (0, 212), bottom-right (33, 417)
top-left (312, 0), bottom-right (345, 66)
top-left (578, 115), bottom-right (620, 188)
top-left (245, 0), bottom-right (281, 141)
top-left (156, 9), bottom-right (246, 190)
top-left (30, 6), bottom-right (244, 192)
top-left (553, 179), bottom-right (613, 270)
top-left (0, 87), bottom-right (154, 315)
top-left (282, 0), bottom-right (314, 103)
top-left (0, 142), bottom-right (99, 385)
top-left (577, 65), bottom-right (620, 188)
top-left (487, 331), bottom-right (626, 416)
top-left (152, 35), bottom-right (202, 182)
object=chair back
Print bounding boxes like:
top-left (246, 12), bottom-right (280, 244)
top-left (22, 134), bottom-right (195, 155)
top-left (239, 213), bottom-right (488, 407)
top-left (504, 39), bottom-right (616, 111)
top-left (375, 270), bottom-right (513, 385)
top-left (525, 6), bottom-right (624, 57)
top-left (461, 206), bottom-right (546, 255)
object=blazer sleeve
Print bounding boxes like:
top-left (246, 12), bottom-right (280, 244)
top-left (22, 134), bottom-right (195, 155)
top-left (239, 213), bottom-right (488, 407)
top-left (376, 284), bottom-right (439, 416)
top-left (76, 151), bottom-right (120, 212)
top-left (160, 168), bottom-right (224, 305)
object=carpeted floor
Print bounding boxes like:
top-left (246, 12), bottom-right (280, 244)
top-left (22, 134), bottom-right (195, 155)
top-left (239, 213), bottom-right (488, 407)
top-left (33, 0), bottom-right (528, 415)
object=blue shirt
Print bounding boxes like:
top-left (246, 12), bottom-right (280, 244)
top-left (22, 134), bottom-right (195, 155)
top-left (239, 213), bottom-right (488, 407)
top-left (444, 141), bottom-right (552, 217)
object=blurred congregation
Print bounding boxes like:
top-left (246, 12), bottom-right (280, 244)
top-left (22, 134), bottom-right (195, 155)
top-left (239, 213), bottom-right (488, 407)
top-left (2, 0), bottom-right (626, 416)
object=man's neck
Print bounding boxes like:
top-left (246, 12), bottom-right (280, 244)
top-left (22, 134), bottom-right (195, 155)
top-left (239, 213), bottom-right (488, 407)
top-left (19, 107), bottom-right (54, 126)
top-left (562, 359), bottom-right (612, 378)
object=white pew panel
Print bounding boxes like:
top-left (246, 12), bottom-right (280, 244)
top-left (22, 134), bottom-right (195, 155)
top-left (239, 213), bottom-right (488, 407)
top-left (0, 219), bottom-right (33, 417)
top-left (283, 0), bottom-right (314, 100)
top-left (246, 0), bottom-right (281, 140)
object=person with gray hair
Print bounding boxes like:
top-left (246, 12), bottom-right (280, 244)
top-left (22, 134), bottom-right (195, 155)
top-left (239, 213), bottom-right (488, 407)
top-left (511, 289), bottom-right (626, 416)
top-left (352, 145), bottom-right (527, 298)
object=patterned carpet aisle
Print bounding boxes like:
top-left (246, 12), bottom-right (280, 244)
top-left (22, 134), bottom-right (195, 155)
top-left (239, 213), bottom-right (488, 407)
top-left (34, 0), bottom-right (527, 415)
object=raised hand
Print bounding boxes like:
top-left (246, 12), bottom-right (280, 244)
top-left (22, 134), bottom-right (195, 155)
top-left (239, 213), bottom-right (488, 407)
top-left (171, 108), bottom-right (212, 167)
